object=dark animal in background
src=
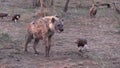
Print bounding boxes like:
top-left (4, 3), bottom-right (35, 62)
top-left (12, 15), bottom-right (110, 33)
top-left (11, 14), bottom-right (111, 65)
top-left (12, 14), bottom-right (20, 23)
top-left (24, 16), bottom-right (64, 57)
top-left (90, 4), bottom-right (97, 17)
top-left (0, 13), bottom-right (8, 19)
top-left (100, 3), bottom-right (111, 8)
top-left (75, 38), bottom-right (87, 52)
top-left (96, 2), bottom-right (111, 8)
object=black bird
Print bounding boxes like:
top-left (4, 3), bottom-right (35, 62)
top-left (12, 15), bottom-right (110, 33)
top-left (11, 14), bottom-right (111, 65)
top-left (0, 13), bottom-right (8, 19)
top-left (12, 14), bottom-right (20, 23)
top-left (75, 38), bottom-right (87, 51)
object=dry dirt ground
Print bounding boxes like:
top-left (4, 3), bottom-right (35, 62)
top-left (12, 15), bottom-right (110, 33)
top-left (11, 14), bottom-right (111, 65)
top-left (0, 0), bottom-right (120, 68)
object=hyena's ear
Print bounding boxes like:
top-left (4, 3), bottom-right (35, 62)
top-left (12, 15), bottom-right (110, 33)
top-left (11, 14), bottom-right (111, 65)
top-left (54, 14), bottom-right (59, 18)
top-left (51, 18), bottom-right (55, 23)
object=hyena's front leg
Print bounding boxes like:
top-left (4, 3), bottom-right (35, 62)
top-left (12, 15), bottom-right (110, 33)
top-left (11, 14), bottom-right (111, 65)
top-left (33, 38), bottom-right (39, 54)
top-left (24, 33), bottom-right (33, 52)
top-left (43, 37), bottom-right (49, 57)
top-left (47, 37), bottom-right (52, 57)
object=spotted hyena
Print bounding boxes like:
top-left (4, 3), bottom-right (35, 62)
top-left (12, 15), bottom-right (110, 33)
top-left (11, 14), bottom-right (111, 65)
top-left (24, 15), bottom-right (64, 57)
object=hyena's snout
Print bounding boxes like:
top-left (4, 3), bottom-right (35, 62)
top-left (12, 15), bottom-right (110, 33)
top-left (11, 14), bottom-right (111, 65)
top-left (56, 23), bottom-right (64, 32)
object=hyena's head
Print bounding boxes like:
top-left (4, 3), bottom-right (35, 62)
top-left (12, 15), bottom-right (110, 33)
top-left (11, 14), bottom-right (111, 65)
top-left (44, 16), bottom-right (64, 33)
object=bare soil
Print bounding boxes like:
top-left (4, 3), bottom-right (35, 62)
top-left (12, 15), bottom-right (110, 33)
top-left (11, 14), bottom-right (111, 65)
top-left (0, 0), bottom-right (120, 68)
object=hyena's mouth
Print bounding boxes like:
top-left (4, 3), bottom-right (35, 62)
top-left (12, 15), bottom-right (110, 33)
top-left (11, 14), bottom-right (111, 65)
top-left (55, 21), bottom-right (64, 33)
top-left (57, 29), bottom-right (64, 33)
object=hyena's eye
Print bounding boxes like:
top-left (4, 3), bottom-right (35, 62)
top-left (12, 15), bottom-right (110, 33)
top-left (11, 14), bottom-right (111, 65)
top-left (57, 24), bottom-right (61, 27)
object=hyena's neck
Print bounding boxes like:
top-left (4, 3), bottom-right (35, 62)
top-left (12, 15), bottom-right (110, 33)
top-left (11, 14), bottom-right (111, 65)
top-left (47, 29), bottom-right (55, 37)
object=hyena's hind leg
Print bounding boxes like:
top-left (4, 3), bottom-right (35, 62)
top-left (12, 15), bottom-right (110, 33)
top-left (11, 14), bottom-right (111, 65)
top-left (24, 33), bottom-right (33, 52)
